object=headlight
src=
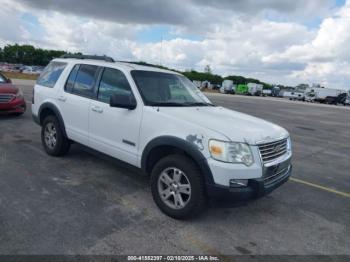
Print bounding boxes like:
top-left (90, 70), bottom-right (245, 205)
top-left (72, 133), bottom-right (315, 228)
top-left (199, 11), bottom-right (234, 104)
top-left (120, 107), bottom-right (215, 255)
top-left (209, 139), bottom-right (254, 166)
top-left (15, 90), bottom-right (23, 99)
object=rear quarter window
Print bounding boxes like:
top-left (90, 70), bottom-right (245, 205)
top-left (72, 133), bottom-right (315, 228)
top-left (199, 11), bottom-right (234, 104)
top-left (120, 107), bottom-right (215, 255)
top-left (37, 62), bottom-right (67, 88)
top-left (0, 74), bottom-right (6, 83)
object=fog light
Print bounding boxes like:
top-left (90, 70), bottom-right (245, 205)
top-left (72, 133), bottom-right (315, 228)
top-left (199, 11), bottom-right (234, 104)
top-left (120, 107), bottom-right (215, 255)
top-left (230, 179), bottom-right (248, 188)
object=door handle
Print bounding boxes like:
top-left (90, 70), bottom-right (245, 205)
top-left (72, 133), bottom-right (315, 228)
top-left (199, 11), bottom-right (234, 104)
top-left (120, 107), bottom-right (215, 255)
top-left (58, 96), bottom-right (67, 102)
top-left (91, 106), bottom-right (103, 113)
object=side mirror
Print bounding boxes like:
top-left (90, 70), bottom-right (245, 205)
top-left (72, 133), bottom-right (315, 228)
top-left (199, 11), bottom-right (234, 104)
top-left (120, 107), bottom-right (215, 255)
top-left (7, 78), bottom-right (12, 83)
top-left (109, 93), bottom-right (137, 110)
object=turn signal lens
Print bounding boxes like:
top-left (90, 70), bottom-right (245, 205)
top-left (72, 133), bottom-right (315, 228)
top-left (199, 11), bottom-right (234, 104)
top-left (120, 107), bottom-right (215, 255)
top-left (209, 139), bottom-right (254, 166)
top-left (210, 145), bottom-right (222, 155)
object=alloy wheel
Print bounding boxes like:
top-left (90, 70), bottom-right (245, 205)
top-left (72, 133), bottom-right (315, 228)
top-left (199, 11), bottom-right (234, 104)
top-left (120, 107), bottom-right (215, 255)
top-left (157, 167), bottom-right (192, 209)
top-left (44, 122), bottom-right (57, 149)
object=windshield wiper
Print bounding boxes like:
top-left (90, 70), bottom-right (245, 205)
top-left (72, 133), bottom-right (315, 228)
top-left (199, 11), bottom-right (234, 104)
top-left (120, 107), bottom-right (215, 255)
top-left (148, 102), bottom-right (186, 107)
top-left (183, 102), bottom-right (215, 107)
top-left (148, 102), bottom-right (215, 107)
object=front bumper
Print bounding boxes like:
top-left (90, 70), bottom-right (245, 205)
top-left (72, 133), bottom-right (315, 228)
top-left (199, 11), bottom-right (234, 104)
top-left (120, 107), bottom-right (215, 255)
top-left (206, 164), bottom-right (292, 200)
top-left (0, 98), bottom-right (26, 114)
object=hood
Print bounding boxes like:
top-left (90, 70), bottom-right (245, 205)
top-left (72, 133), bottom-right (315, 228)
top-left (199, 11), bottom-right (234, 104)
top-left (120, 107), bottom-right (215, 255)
top-left (0, 83), bottom-right (18, 94)
top-left (158, 106), bottom-right (288, 145)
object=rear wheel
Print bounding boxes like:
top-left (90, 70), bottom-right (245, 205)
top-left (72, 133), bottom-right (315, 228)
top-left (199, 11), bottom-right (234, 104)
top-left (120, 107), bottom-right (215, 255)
top-left (41, 115), bottom-right (70, 156)
top-left (151, 155), bottom-right (207, 219)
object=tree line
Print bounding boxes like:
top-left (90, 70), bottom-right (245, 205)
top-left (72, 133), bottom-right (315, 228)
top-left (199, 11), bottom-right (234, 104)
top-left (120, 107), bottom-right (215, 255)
top-left (0, 44), bottom-right (77, 66)
top-left (0, 44), bottom-right (273, 88)
top-left (135, 63), bottom-right (273, 89)
top-left (182, 70), bottom-right (272, 89)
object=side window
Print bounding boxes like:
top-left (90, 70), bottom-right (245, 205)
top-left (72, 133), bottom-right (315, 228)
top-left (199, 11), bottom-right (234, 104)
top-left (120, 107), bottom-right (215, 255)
top-left (98, 68), bottom-right (132, 103)
top-left (37, 62), bottom-right (67, 88)
top-left (72, 64), bottom-right (99, 97)
top-left (65, 64), bottom-right (79, 93)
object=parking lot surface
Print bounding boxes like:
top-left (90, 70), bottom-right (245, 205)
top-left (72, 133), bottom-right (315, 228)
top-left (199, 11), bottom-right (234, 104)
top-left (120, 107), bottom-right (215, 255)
top-left (0, 80), bottom-right (349, 255)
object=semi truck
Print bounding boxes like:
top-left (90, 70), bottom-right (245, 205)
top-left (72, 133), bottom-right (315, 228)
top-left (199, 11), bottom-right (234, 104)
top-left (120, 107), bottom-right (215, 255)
top-left (236, 84), bottom-right (248, 95)
top-left (271, 86), bottom-right (280, 97)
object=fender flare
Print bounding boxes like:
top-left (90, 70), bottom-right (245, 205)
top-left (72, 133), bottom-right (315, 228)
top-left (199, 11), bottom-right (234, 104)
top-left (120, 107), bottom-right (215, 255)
top-left (38, 102), bottom-right (68, 138)
top-left (141, 136), bottom-right (214, 185)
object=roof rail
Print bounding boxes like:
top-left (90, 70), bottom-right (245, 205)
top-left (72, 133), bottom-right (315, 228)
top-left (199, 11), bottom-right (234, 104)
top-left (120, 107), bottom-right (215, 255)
top-left (118, 61), bottom-right (167, 69)
top-left (60, 54), bottom-right (115, 62)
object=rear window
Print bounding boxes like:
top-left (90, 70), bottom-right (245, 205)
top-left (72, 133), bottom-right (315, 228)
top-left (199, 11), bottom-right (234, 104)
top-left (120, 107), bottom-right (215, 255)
top-left (37, 61), bottom-right (67, 88)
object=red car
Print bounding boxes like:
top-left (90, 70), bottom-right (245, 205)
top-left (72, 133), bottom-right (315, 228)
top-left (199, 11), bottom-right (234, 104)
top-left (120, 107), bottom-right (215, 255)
top-left (0, 72), bottom-right (26, 115)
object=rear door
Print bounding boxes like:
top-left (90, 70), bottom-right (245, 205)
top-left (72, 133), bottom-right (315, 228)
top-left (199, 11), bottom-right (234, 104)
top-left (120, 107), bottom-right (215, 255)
top-left (57, 64), bottom-right (100, 145)
top-left (89, 67), bottom-right (142, 166)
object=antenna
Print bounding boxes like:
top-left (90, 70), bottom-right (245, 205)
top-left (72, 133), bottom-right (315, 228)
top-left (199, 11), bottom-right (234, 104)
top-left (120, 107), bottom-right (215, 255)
top-left (160, 34), bottom-right (163, 66)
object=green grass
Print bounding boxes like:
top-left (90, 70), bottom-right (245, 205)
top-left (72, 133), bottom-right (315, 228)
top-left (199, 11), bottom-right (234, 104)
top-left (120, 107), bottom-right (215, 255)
top-left (1, 71), bottom-right (39, 80)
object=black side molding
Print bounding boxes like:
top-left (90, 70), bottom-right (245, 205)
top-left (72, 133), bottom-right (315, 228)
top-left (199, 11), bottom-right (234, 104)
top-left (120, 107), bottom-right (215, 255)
top-left (32, 113), bottom-right (40, 125)
top-left (141, 136), bottom-right (214, 185)
top-left (38, 102), bottom-right (68, 138)
top-left (122, 139), bottom-right (136, 147)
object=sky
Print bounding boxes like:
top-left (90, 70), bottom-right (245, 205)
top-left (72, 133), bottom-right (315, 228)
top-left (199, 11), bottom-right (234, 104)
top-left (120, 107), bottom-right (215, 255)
top-left (1, 0), bottom-right (350, 89)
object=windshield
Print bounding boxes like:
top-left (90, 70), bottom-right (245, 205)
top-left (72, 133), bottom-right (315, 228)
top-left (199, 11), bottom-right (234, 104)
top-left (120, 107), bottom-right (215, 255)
top-left (131, 70), bottom-right (213, 106)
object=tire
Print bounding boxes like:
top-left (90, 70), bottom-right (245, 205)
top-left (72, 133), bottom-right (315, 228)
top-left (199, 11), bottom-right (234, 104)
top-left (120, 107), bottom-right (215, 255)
top-left (41, 115), bottom-right (70, 156)
top-left (150, 154), bottom-right (207, 219)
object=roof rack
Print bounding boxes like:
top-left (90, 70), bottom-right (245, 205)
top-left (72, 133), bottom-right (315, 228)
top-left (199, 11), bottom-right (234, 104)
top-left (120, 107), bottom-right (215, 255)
top-left (60, 54), bottom-right (115, 62)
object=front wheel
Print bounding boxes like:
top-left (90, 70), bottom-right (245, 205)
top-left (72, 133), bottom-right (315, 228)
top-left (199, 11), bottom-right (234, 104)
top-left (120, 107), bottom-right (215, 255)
top-left (151, 155), bottom-right (207, 219)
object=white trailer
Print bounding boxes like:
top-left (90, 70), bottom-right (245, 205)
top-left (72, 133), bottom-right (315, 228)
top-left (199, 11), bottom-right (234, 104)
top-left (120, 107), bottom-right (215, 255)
top-left (220, 80), bottom-right (235, 94)
top-left (304, 87), bottom-right (343, 102)
top-left (247, 83), bottom-right (263, 96)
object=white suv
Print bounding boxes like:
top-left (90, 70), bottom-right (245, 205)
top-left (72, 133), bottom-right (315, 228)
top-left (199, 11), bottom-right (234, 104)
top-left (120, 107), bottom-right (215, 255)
top-left (32, 55), bottom-right (292, 219)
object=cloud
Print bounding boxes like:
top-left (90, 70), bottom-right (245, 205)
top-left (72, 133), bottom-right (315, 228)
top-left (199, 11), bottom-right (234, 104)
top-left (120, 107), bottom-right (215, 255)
top-left (16, 0), bottom-right (337, 26)
top-left (192, 0), bottom-right (335, 15)
top-left (131, 19), bottom-right (313, 83)
top-left (1, 0), bottom-right (350, 89)
top-left (36, 12), bottom-right (139, 56)
top-left (17, 0), bottom-right (193, 25)
top-left (262, 1), bottom-right (350, 88)
top-left (0, 0), bottom-right (27, 45)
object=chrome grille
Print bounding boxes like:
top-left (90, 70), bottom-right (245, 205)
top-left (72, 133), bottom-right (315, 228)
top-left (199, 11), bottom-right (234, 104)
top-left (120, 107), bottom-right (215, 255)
top-left (264, 165), bottom-right (290, 186)
top-left (0, 94), bottom-right (14, 103)
top-left (258, 138), bottom-right (288, 163)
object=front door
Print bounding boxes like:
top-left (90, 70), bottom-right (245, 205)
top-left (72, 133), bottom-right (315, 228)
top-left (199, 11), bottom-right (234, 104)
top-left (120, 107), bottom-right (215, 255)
top-left (89, 67), bottom-right (142, 166)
